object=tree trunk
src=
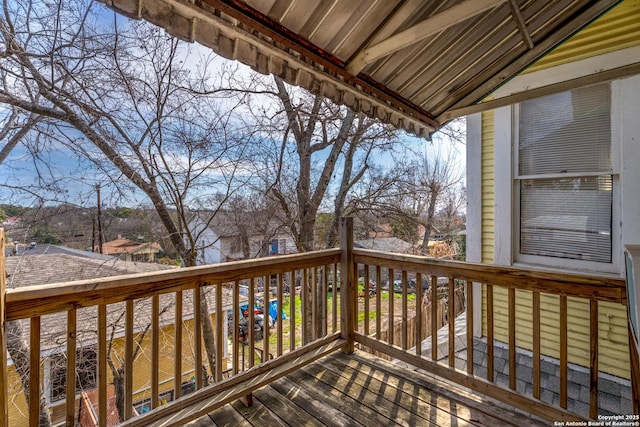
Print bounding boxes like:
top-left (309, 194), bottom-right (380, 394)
top-left (420, 190), bottom-right (439, 255)
top-left (113, 368), bottom-right (125, 423)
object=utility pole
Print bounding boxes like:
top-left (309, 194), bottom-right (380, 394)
top-left (96, 184), bottom-right (103, 254)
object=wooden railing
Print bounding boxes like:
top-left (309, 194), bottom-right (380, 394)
top-left (0, 222), bottom-right (637, 426)
top-left (351, 248), bottom-right (632, 421)
top-left (1, 241), bottom-right (343, 427)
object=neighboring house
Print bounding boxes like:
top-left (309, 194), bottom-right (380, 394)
top-left (466, 0), bottom-right (639, 414)
top-left (4, 247), bottom-right (230, 427)
top-left (189, 212), bottom-right (296, 266)
top-left (98, 237), bottom-right (164, 263)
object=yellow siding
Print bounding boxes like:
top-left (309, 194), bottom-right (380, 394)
top-left (527, 0), bottom-right (640, 72)
top-left (481, 110), bottom-right (495, 264)
top-left (482, 289), bottom-right (630, 379)
top-left (479, 0), bottom-right (637, 376)
top-left (8, 314), bottom-right (223, 426)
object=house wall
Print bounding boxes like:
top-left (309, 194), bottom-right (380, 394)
top-left (471, 0), bottom-right (640, 380)
top-left (7, 314), bottom-right (224, 426)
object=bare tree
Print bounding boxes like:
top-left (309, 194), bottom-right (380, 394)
top-left (0, 0), bottom-right (256, 420)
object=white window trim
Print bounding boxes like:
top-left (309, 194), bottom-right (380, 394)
top-left (497, 83), bottom-right (622, 275)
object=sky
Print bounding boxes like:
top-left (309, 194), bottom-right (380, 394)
top-left (0, 2), bottom-right (466, 210)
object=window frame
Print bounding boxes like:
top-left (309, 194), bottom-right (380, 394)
top-left (512, 83), bottom-right (621, 274)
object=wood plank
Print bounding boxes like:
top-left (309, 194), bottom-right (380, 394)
top-left (207, 403), bottom-right (252, 427)
top-left (375, 265), bottom-right (382, 340)
top-left (297, 363), bottom-right (435, 427)
top-left (347, 351), bottom-right (547, 427)
top-left (270, 376), bottom-right (364, 427)
top-left (230, 398), bottom-right (288, 427)
top-left (277, 273), bottom-right (283, 357)
top-left (388, 268), bottom-right (395, 346)
top-left (185, 414), bottom-right (217, 426)
top-left (174, 291), bottom-right (183, 400)
top-left (233, 281), bottom-right (240, 375)
top-left (487, 284), bottom-right (494, 382)
top-left (125, 300), bottom-right (134, 420)
top-left (253, 385), bottom-right (325, 427)
top-left (532, 292), bottom-right (541, 399)
top-left (333, 265), bottom-right (339, 334)
top-left (355, 334), bottom-right (575, 424)
top-left (98, 305), bottom-right (107, 427)
top-left (317, 356), bottom-right (488, 427)
top-left (364, 265), bottom-right (370, 335)
top-left (216, 283), bottom-right (224, 381)
top-left (431, 275), bottom-right (437, 360)
top-left (119, 336), bottom-right (344, 427)
top-left (340, 217), bottom-right (355, 353)
top-left (448, 277), bottom-right (455, 367)
top-left (286, 365), bottom-right (405, 427)
top-left (66, 309), bottom-right (77, 426)
top-left (508, 287), bottom-right (516, 389)
top-left (195, 287), bottom-right (203, 390)
top-left (560, 295), bottom-right (568, 408)
top-left (402, 270), bottom-right (408, 350)
top-left (416, 272), bottom-right (423, 357)
top-left (465, 280), bottom-right (473, 375)
top-left (152, 295), bottom-right (160, 409)
top-left (589, 299), bottom-right (598, 419)
top-left (29, 316), bottom-right (41, 427)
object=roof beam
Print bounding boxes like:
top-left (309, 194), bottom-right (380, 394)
top-left (346, 0), bottom-right (508, 75)
top-left (508, 0), bottom-right (534, 50)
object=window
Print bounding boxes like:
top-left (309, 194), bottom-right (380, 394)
top-left (516, 84), bottom-right (614, 266)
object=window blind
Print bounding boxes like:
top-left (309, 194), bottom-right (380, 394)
top-left (519, 84), bottom-right (611, 176)
top-left (518, 84), bottom-right (612, 263)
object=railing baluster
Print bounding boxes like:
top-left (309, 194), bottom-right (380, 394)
top-left (290, 271), bottom-right (295, 352)
top-left (376, 265), bottom-right (382, 340)
top-left (466, 280), bottom-right (473, 375)
top-left (402, 270), bottom-right (408, 351)
top-left (151, 295), bottom-right (159, 409)
top-left (249, 277), bottom-right (255, 368)
top-left (194, 286), bottom-right (203, 389)
top-left (263, 275), bottom-right (270, 363)
top-left (321, 266), bottom-right (327, 337)
top-left (215, 283), bottom-right (223, 381)
top-left (416, 273), bottom-right (423, 357)
top-left (508, 287), bottom-right (516, 390)
top-left (331, 264), bottom-right (340, 332)
top-left (125, 300), bottom-right (134, 420)
top-left (66, 309), bottom-right (77, 426)
top-left (487, 284), bottom-right (494, 382)
top-left (590, 299), bottom-right (599, 419)
top-left (533, 292), bottom-right (541, 399)
top-left (233, 281), bottom-right (239, 375)
top-left (388, 268), bottom-right (394, 346)
top-left (98, 305), bottom-right (107, 427)
top-left (431, 275), bottom-right (438, 361)
top-left (300, 269), bottom-right (307, 345)
top-left (311, 267), bottom-right (317, 340)
top-left (277, 273), bottom-right (283, 357)
top-left (29, 316), bottom-right (40, 427)
top-left (174, 292), bottom-right (183, 401)
top-left (560, 295), bottom-right (568, 408)
top-left (448, 277), bottom-right (455, 368)
top-left (364, 265), bottom-right (370, 336)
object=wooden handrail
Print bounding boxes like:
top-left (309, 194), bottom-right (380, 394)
top-left (5, 249), bottom-right (341, 321)
top-left (353, 249), bottom-right (627, 303)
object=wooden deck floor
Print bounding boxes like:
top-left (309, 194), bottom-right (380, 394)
top-left (188, 350), bottom-right (547, 427)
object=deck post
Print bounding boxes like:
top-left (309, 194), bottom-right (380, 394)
top-left (0, 229), bottom-right (8, 426)
top-left (340, 218), bottom-right (356, 354)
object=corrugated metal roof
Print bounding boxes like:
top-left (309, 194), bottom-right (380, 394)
top-left (103, 0), bottom-right (622, 136)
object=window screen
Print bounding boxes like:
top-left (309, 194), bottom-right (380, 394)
top-left (518, 84), bottom-right (612, 263)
